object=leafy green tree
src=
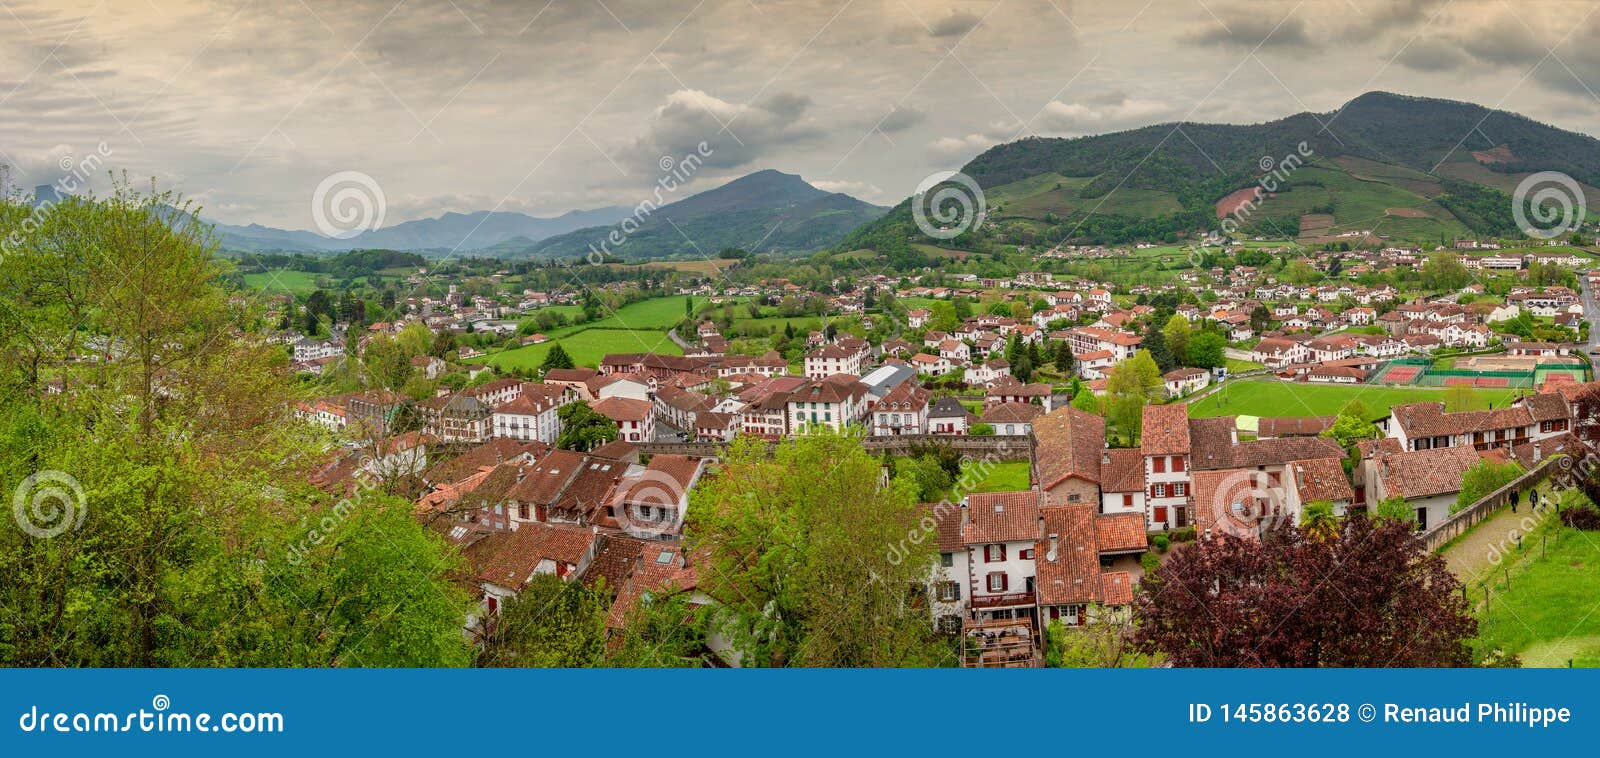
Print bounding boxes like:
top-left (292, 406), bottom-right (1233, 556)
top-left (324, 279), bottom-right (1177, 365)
top-left (1454, 460), bottom-right (1524, 513)
top-left (476, 574), bottom-right (607, 667)
top-left (0, 184), bottom-right (471, 667)
top-left (688, 433), bottom-right (948, 667)
top-left (1142, 323), bottom-right (1175, 372)
top-left (606, 589), bottom-right (712, 668)
top-left (1162, 314), bottom-right (1191, 365)
top-left (1321, 413), bottom-right (1378, 449)
top-left (1188, 331), bottom-right (1225, 368)
top-left (1054, 341), bottom-right (1074, 373)
top-left (1374, 496), bottom-right (1416, 525)
top-left (556, 402), bottom-right (619, 451)
top-left (540, 342), bottom-right (576, 372)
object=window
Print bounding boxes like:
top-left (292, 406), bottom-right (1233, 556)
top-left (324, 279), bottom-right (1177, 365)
top-left (1067, 493), bottom-right (1081, 503)
top-left (985, 544), bottom-right (1006, 562)
top-left (1152, 457), bottom-right (1166, 473)
top-left (1153, 506), bottom-right (1168, 523)
top-left (937, 582), bottom-right (960, 601)
top-left (986, 572), bottom-right (1008, 592)
top-left (1122, 493), bottom-right (1135, 508)
top-left (940, 552), bottom-right (953, 568)
top-left (1019, 548), bottom-right (1035, 560)
top-left (1173, 456), bottom-right (1186, 473)
top-left (518, 504), bottom-right (529, 520)
top-left (1174, 482), bottom-right (1187, 497)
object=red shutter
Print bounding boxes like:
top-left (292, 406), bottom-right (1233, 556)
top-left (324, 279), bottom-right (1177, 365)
top-left (1123, 494), bottom-right (1134, 508)
top-left (1154, 506), bottom-right (1168, 523)
top-left (1001, 573), bottom-right (1009, 591)
top-left (1153, 457), bottom-right (1165, 473)
top-left (1174, 456), bottom-right (1186, 472)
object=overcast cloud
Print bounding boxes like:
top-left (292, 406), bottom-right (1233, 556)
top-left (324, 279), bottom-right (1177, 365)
top-left (2, 0), bottom-right (1598, 230)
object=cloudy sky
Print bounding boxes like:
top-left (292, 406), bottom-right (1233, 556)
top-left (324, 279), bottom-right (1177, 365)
top-left (3, 0), bottom-right (1600, 230)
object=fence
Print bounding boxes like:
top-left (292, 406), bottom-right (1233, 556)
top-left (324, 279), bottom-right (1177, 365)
top-left (1420, 455), bottom-right (1563, 552)
top-left (636, 434), bottom-right (1034, 461)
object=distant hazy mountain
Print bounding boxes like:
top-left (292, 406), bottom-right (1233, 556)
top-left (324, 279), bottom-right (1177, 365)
top-left (212, 206), bottom-right (633, 253)
top-left (513, 169), bottom-right (888, 260)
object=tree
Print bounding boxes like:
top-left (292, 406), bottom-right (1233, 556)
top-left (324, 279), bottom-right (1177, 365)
top-left (540, 342), bottom-right (576, 372)
top-left (1298, 500), bottom-right (1339, 541)
top-left (1013, 355), bottom-right (1034, 383)
top-left (1142, 323), bottom-right (1175, 372)
top-left (476, 574), bottom-right (607, 667)
top-left (1070, 389), bottom-right (1100, 415)
top-left (1053, 341), bottom-right (1074, 373)
top-left (1249, 304), bottom-right (1270, 334)
top-left (1374, 496), bottom-right (1416, 525)
top-left (1188, 331), bottom-right (1225, 369)
top-left (1162, 315), bottom-right (1191, 366)
top-left (556, 402), bottom-right (619, 451)
top-left (1134, 517), bottom-right (1475, 666)
top-left (1321, 413), bottom-right (1378, 449)
top-left (0, 184), bottom-right (472, 667)
top-left (688, 433), bottom-right (948, 667)
top-left (1454, 459), bottom-right (1524, 513)
top-left (1105, 352), bottom-right (1162, 441)
top-left (970, 422), bottom-right (996, 436)
top-left (605, 588), bottom-right (713, 667)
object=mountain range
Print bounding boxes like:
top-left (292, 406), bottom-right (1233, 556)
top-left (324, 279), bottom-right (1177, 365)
top-left (838, 91), bottom-right (1600, 256)
top-left (210, 206), bottom-right (634, 254)
top-left (202, 169), bottom-right (885, 259)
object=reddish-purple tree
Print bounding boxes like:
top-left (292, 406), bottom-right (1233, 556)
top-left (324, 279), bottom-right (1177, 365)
top-left (1133, 516), bottom-right (1475, 667)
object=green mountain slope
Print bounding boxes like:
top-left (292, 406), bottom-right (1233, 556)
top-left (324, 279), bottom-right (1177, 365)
top-left (837, 92), bottom-right (1600, 257)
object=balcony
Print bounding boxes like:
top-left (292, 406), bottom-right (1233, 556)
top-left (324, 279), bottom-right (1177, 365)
top-left (970, 591), bottom-right (1036, 609)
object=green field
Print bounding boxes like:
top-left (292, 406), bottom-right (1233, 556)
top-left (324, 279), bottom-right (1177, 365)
top-left (588, 296), bottom-right (709, 330)
top-left (1224, 358), bottom-right (1265, 373)
top-left (242, 270), bottom-right (325, 294)
top-left (1187, 379), bottom-right (1518, 421)
top-left (1475, 516), bottom-right (1600, 667)
top-left (1255, 163), bottom-right (1471, 241)
top-left (987, 172), bottom-right (1185, 219)
top-left (486, 328), bottom-right (681, 370)
top-left (960, 459), bottom-right (1031, 494)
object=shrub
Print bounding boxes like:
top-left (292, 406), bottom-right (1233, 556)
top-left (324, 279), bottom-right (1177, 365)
top-left (1139, 551), bottom-right (1161, 575)
top-left (1168, 526), bottom-right (1197, 543)
top-left (1561, 505), bottom-right (1600, 530)
top-left (1151, 534), bottom-right (1171, 553)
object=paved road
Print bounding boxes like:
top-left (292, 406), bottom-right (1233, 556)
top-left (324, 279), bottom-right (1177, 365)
top-left (1581, 278), bottom-right (1600, 351)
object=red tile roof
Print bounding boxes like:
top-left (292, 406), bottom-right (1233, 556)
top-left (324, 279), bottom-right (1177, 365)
top-left (961, 491), bottom-right (1042, 545)
top-left (1031, 406), bottom-right (1106, 490)
top-left (1141, 403), bottom-right (1192, 455)
top-left (1099, 448), bottom-right (1145, 493)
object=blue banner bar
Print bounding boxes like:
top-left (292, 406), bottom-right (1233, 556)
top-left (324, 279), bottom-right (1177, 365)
top-left (2, 669), bottom-right (1595, 756)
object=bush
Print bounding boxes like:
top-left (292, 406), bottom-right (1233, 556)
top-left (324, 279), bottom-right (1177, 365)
top-left (1168, 526), bottom-right (1197, 543)
top-left (970, 423), bottom-right (995, 436)
top-left (1139, 551), bottom-right (1161, 575)
top-left (1561, 505), bottom-right (1600, 530)
top-left (1151, 534), bottom-right (1171, 553)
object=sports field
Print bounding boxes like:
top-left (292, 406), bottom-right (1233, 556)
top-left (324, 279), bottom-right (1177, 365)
top-left (1187, 379), bottom-right (1518, 421)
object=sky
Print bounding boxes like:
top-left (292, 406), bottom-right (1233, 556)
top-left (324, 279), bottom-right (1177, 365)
top-left (4, 0), bottom-right (1600, 231)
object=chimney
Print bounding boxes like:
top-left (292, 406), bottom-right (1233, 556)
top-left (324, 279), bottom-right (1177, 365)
top-left (1046, 533), bottom-right (1059, 562)
top-left (958, 498), bottom-right (970, 531)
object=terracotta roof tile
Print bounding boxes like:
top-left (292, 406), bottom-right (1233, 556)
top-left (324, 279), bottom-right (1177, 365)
top-left (1031, 406), bottom-right (1106, 489)
top-left (1141, 404), bottom-right (1192, 455)
top-left (961, 491), bottom-right (1041, 545)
